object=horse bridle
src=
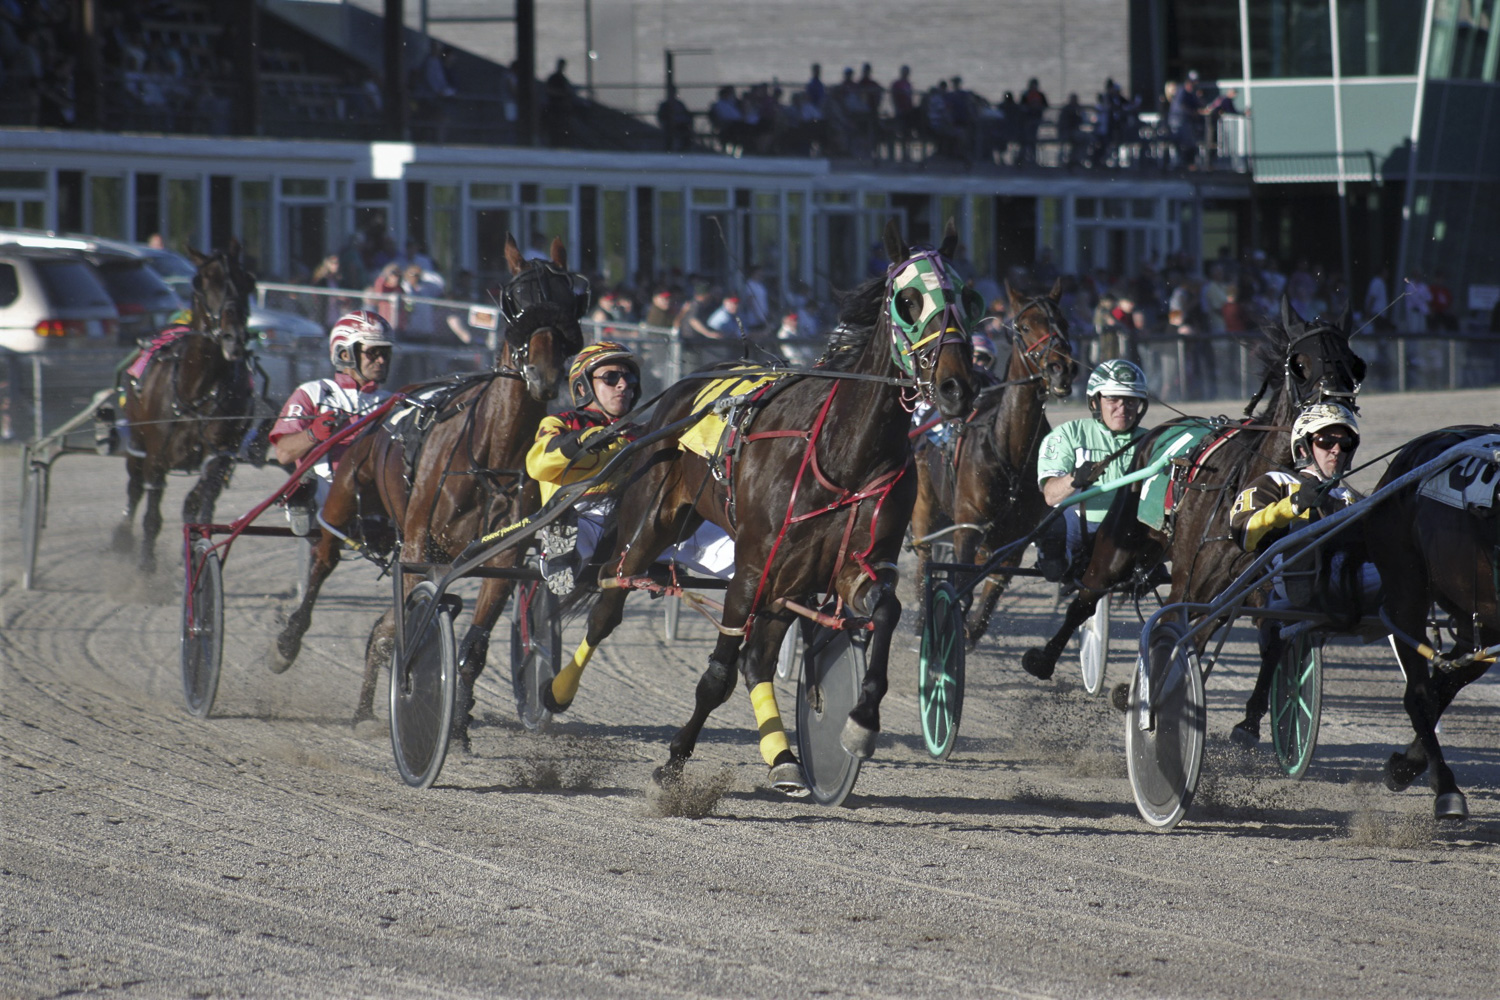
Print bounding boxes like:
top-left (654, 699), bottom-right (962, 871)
top-left (1242, 322), bottom-right (1364, 417)
top-left (1005, 295), bottom-right (1075, 393)
top-left (885, 248), bottom-right (977, 401)
top-left (193, 254), bottom-right (251, 347)
top-left (499, 262), bottom-right (588, 369)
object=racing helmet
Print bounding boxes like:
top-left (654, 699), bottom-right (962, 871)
top-left (1086, 358), bottom-right (1149, 421)
top-left (1291, 402), bottom-right (1359, 469)
top-left (328, 310), bottom-right (394, 372)
top-left (569, 340), bottom-right (641, 409)
top-left (971, 332), bottom-right (998, 370)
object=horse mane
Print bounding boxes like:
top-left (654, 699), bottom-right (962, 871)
top-left (1246, 318), bottom-right (1293, 423)
top-left (819, 273), bottom-right (887, 371)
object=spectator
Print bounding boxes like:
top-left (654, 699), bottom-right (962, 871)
top-left (1167, 71), bottom-right (1205, 169)
top-left (1221, 283), bottom-right (1249, 334)
top-left (400, 263), bottom-right (445, 341)
top-left (923, 80), bottom-right (963, 159)
top-left (707, 295), bottom-right (743, 336)
top-left (1364, 266), bottom-right (1394, 331)
top-left (544, 58), bottom-right (574, 147)
top-left (404, 239), bottom-right (435, 273)
top-left (804, 63), bottom-right (825, 112)
top-left (708, 85), bottom-right (748, 152)
top-left (1201, 263), bottom-right (1232, 334)
top-left (1057, 93), bottom-right (1085, 167)
top-left (1018, 77), bottom-right (1048, 164)
top-left (777, 311), bottom-right (819, 365)
top-left (1404, 272), bottom-right (1432, 334)
top-left (1428, 270), bottom-right (1457, 331)
top-left (889, 64), bottom-right (915, 151)
top-left (657, 84), bottom-right (694, 151)
top-left (643, 288), bottom-right (676, 328)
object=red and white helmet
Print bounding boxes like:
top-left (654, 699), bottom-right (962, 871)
top-left (328, 310), bottom-right (394, 369)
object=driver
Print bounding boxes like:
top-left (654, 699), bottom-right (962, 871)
top-left (1033, 359), bottom-right (1151, 583)
top-left (268, 310), bottom-right (394, 535)
top-left (911, 330), bottom-right (1000, 448)
top-left (1227, 401), bottom-right (1378, 745)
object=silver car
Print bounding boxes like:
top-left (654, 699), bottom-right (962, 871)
top-left (0, 248), bottom-right (119, 353)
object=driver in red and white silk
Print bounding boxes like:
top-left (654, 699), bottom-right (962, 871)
top-left (268, 310), bottom-right (394, 535)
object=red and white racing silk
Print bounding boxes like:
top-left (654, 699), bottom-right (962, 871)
top-left (268, 371), bottom-right (391, 478)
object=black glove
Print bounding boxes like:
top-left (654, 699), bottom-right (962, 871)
top-left (581, 426), bottom-right (618, 453)
top-left (308, 409), bottom-right (346, 443)
top-left (1070, 461), bottom-right (1098, 490)
top-left (1290, 486), bottom-right (1323, 515)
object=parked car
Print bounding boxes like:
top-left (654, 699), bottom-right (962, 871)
top-left (139, 245), bottom-right (326, 344)
top-left (0, 247), bottom-right (119, 354)
top-left (0, 230), bottom-right (178, 344)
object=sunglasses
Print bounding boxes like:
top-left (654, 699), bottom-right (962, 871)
top-left (362, 346), bottom-right (392, 361)
top-left (1101, 396), bottom-right (1143, 407)
top-left (1311, 432), bottom-right (1354, 450)
top-left (593, 370), bottom-right (639, 388)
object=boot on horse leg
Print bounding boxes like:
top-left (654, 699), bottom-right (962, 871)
top-left (841, 575), bottom-right (900, 760)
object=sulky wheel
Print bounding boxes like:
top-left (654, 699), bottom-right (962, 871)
top-left (510, 579), bottom-right (560, 732)
top-left (663, 594), bottom-right (681, 643)
top-left (180, 537), bottom-right (224, 719)
top-left (795, 626), bottom-right (865, 807)
top-left (919, 580), bottom-right (966, 759)
top-left (1078, 593), bottom-right (1111, 695)
top-left (389, 581), bottom-right (457, 789)
top-left (1270, 631), bottom-right (1323, 779)
top-left (1125, 616), bottom-right (1206, 831)
top-left (19, 459), bottom-right (45, 591)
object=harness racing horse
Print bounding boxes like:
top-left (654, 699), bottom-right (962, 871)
top-left (267, 236), bottom-right (586, 742)
top-left (115, 241), bottom-right (257, 572)
top-left (551, 219), bottom-right (978, 794)
top-left (1362, 424), bottom-right (1500, 820)
top-left (1020, 299), bottom-right (1366, 683)
top-left (910, 282), bottom-right (1077, 644)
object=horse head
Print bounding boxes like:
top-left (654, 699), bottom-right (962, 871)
top-left (1278, 294), bottom-right (1366, 411)
top-left (1006, 279), bottom-right (1078, 399)
top-left (187, 238), bottom-right (255, 363)
top-left (881, 218), bottom-right (977, 418)
top-left (499, 233), bottom-right (587, 402)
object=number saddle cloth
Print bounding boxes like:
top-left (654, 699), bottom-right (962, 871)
top-left (1415, 432), bottom-right (1500, 512)
top-left (1136, 417), bottom-right (1244, 533)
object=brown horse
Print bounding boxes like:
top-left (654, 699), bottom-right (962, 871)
top-left (267, 236), bottom-right (585, 742)
top-left (548, 219), bottom-right (978, 794)
top-left (1020, 301), bottom-right (1366, 683)
top-left (115, 241), bottom-right (257, 572)
top-left (910, 283), bottom-right (1077, 644)
top-left (1362, 424), bottom-right (1500, 820)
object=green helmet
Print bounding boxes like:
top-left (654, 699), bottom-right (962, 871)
top-left (1086, 359), bottom-right (1149, 399)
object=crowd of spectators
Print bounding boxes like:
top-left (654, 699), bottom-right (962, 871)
top-left (0, 0), bottom-right (78, 127)
top-left (688, 63), bottom-right (1244, 170)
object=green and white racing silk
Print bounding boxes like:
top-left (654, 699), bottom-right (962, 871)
top-left (1036, 418), bottom-right (1144, 524)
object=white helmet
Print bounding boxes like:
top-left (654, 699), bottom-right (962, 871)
top-left (1292, 402), bottom-right (1359, 467)
top-left (1086, 358), bottom-right (1149, 423)
top-left (328, 310), bottom-right (394, 370)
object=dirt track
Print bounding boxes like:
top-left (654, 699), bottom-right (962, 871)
top-left (4, 388), bottom-right (1500, 999)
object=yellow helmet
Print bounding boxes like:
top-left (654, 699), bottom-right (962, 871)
top-left (569, 341), bottom-right (640, 407)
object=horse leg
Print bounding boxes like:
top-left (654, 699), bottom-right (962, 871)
top-left (138, 471), bottom-right (168, 574)
top-left (1383, 596), bottom-right (1469, 820)
top-left (1231, 618), bottom-right (1283, 746)
top-left (183, 453), bottom-right (232, 526)
top-left (450, 576), bottom-right (516, 752)
top-left (1022, 590), bottom-right (1103, 680)
top-left (357, 606), bottom-right (396, 724)
top-left (268, 530), bottom-right (341, 674)
top-left (733, 613), bottom-right (806, 794)
top-left (113, 454), bottom-right (144, 553)
top-left (842, 570), bottom-right (901, 759)
top-left (656, 597), bottom-right (755, 785)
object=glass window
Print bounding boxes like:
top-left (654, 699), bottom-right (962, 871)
top-left (1076, 197), bottom-right (1098, 218)
top-left (470, 182), bottom-right (512, 203)
top-left (691, 188), bottom-right (728, 207)
top-left (354, 181), bottom-right (389, 201)
top-left (280, 178), bottom-right (328, 198)
top-left (431, 184), bottom-right (460, 282)
top-left (542, 185), bottom-right (571, 205)
top-left (815, 190), bottom-right (853, 205)
top-left (1132, 198), bottom-right (1156, 220)
top-left (89, 177), bottom-right (126, 240)
top-left (1337, 0), bottom-right (1423, 75)
top-left (21, 200), bottom-right (43, 229)
top-left (0, 170), bottom-right (45, 190)
top-left (1104, 198), bottom-right (1128, 219)
top-left (1166, 1), bottom-right (1245, 82)
top-left (787, 190), bottom-right (805, 283)
top-left (658, 190), bottom-right (685, 274)
top-left (1250, 0), bottom-right (1334, 78)
top-left (35, 260), bottom-right (114, 308)
top-left (0, 264), bottom-right (17, 307)
top-left (939, 195), bottom-right (962, 235)
top-left (971, 194), bottom-right (994, 280)
top-left (238, 181), bottom-right (271, 275)
top-left (1039, 197), bottom-right (1062, 258)
top-left (862, 192), bottom-right (886, 210)
top-left (166, 178), bottom-right (199, 253)
top-left (600, 188), bottom-right (628, 285)
top-left (1428, 0), bottom-right (1498, 79)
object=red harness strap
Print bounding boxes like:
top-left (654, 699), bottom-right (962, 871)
top-left (1163, 421), bottom-right (1246, 513)
top-left (740, 380), bottom-right (908, 636)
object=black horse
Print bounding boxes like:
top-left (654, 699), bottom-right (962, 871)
top-left (115, 241), bottom-right (257, 572)
top-left (910, 283), bottom-right (1077, 644)
top-left (1021, 299), bottom-right (1366, 683)
top-left (1363, 424), bottom-right (1500, 820)
top-left (548, 219), bottom-right (978, 793)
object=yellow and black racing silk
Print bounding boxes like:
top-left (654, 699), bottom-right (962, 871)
top-left (1228, 469), bottom-right (1356, 553)
top-left (526, 409), bottom-right (629, 504)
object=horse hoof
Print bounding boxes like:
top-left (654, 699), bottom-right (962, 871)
top-left (840, 717), bottom-right (878, 759)
top-left (1230, 720), bottom-right (1262, 748)
top-left (352, 707), bottom-right (374, 725)
top-left (1435, 792), bottom-right (1469, 821)
top-left (140, 555), bottom-right (157, 575)
top-left (266, 640), bottom-right (296, 675)
top-left (652, 760), bottom-right (684, 787)
top-left (540, 684), bottom-right (572, 715)
top-left (1021, 648), bottom-right (1056, 681)
top-left (1384, 751), bottom-right (1426, 793)
top-left (768, 760), bottom-right (809, 797)
top-left (1110, 682), bottom-right (1132, 713)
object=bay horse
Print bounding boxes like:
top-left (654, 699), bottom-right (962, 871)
top-left (115, 241), bottom-right (257, 572)
top-left (910, 282), bottom-right (1077, 644)
top-left (550, 219), bottom-right (978, 794)
top-left (1362, 424), bottom-right (1500, 820)
top-left (1020, 299), bottom-right (1366, 683)
top-left (267, 235), bottom-right (585, 743)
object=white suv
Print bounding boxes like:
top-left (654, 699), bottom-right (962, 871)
top-left (0, 248), bottom-right (119, 353)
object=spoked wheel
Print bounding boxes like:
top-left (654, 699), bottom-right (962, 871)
top-left (1078, 594), bottom-right (1111, 695)
top-left (1270, 631), bottom-right (1323, 779)
top-left (180, 537), bottom-right (224, 718)
top-left (510, 579), bottom-right (560, 731)
top-left (389, 582), bottom-right (457, 789)
top-left (795, 627), bottom-right (865, 807)
top-left (20, 459), bottom-right (45, 591)
top-left (1125, 617), bottom-right (1206, 831)
top-left (919, 580), bottom-right (966, 759)
top-left (775, 622), bottom-right (802, 681)
top-left (663, 595), bottom-right (681, 643)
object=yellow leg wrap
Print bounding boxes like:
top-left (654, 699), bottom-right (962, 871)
top-left (551, 638), bottom-right (594, 705)
top-left (750, 681), bottom-right (790, 766)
